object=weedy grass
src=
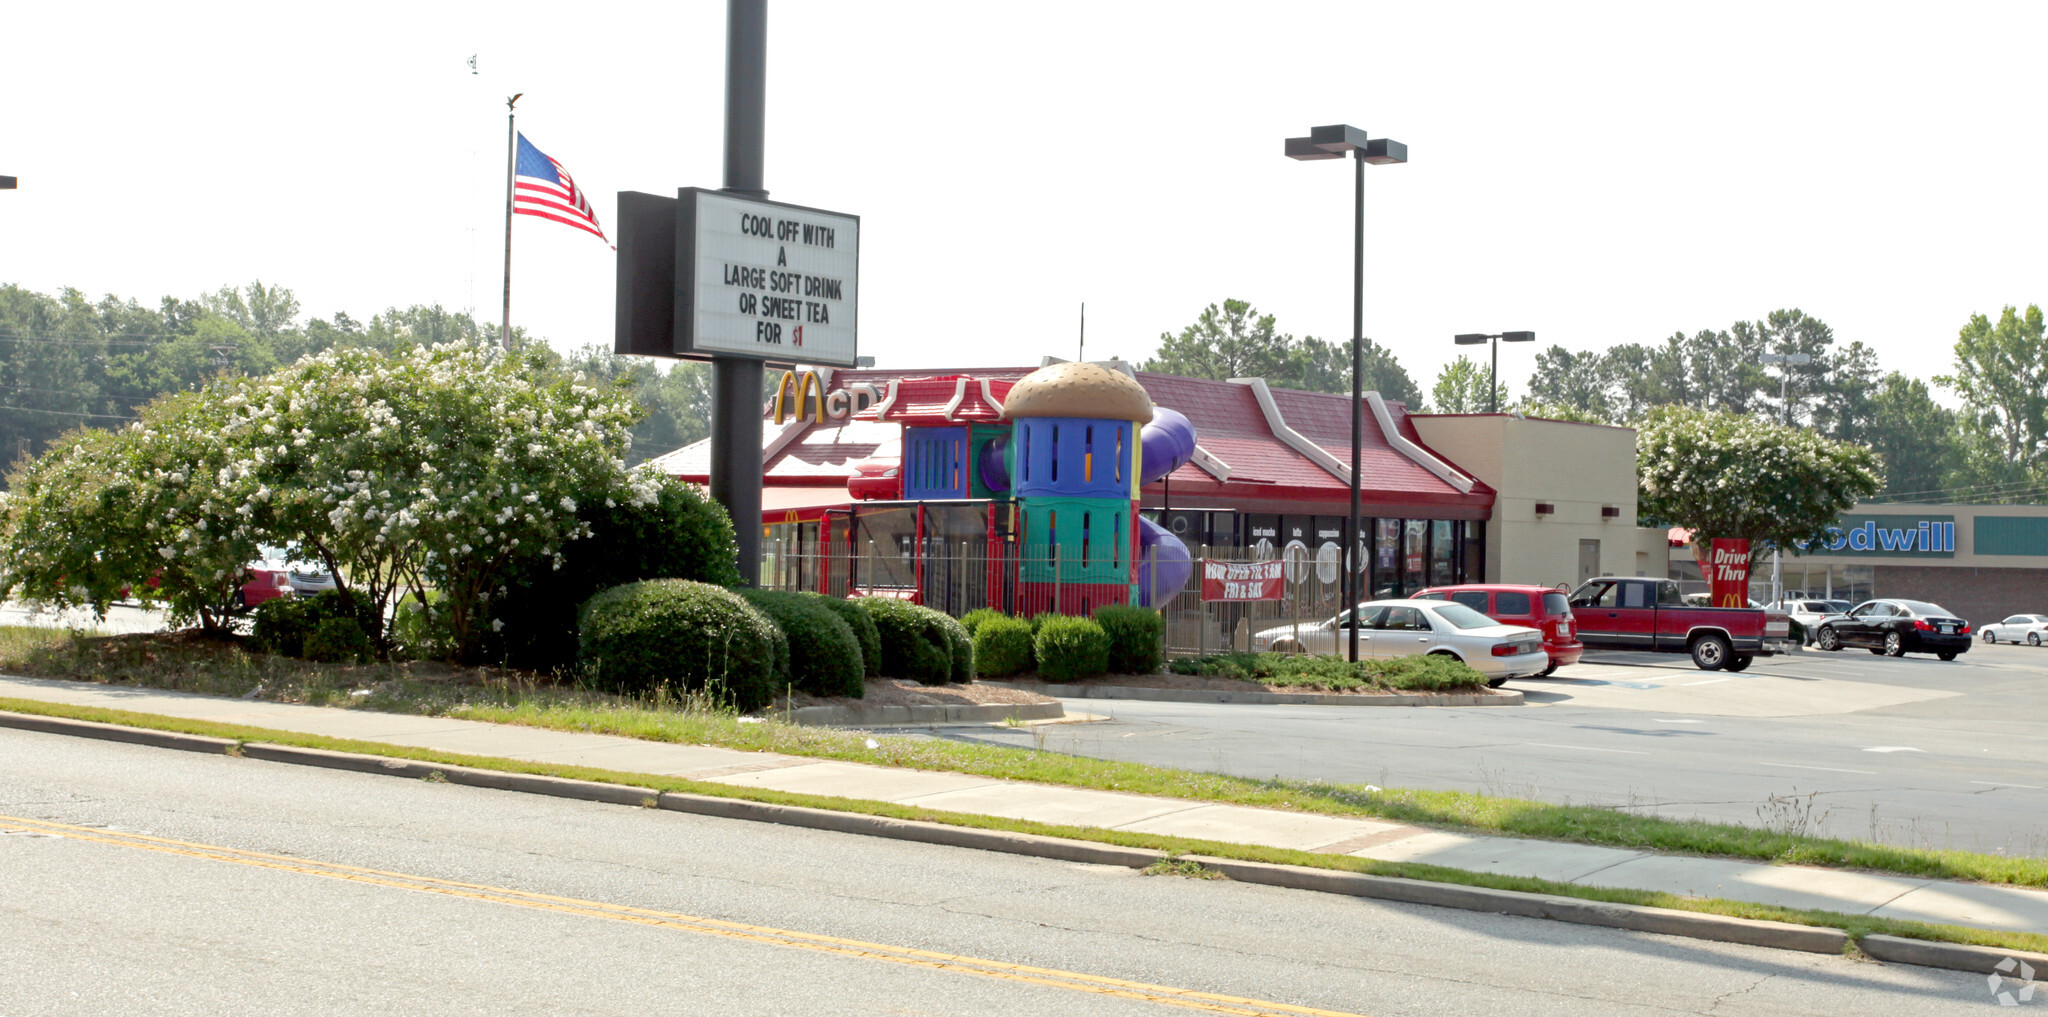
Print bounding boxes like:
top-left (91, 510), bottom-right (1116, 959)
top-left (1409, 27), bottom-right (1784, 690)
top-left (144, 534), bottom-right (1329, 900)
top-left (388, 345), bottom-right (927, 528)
top-left (5, 627), bottom-right (2048, 892)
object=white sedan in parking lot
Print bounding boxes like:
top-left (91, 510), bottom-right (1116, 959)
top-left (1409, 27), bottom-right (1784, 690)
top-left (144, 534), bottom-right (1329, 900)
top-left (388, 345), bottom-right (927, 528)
top-left (1252, 599), bottom-right (1549, 687)
top-left (1981, 614), bottom-right (2048, 646)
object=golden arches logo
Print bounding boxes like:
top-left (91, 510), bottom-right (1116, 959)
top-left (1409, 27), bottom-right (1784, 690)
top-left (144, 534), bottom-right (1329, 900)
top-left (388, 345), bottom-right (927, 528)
top-left (772, 370), bottom-right (825, 424)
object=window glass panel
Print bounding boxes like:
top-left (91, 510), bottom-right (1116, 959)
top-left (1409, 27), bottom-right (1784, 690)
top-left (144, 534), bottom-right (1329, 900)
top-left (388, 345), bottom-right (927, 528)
top-left (1495, 591), bottom-right (1531, 615)
top-left (1450, 591), bottom-right (1490, 612)
top-left (1621, 583), bottom-right (1651, 609)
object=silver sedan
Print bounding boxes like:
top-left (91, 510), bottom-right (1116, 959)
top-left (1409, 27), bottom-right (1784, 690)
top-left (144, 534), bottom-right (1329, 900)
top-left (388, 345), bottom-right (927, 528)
top-left (1253, 598), bottom-right (1549, 686)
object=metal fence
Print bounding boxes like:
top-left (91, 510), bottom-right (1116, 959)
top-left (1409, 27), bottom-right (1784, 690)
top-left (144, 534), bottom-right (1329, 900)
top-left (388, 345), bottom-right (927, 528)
top-left (755, 541), bottom-right (1358, 658)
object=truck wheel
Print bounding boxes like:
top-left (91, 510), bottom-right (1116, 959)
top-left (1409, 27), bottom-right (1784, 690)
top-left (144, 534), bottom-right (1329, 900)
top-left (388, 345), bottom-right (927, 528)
top-left (1726, 654), bottom-right (1753, 672)
top-left (1816, 626), bottom-right (1841, 652)
top-left (1690, 634), bottom-right (1732, 671)
top-left (1884, 631), bottom-right (1905, 657)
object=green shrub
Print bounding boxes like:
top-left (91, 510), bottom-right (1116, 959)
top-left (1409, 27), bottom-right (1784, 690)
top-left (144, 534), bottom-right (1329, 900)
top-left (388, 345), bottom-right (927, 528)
top-left (303, 616), bottom-right (373, 664)
top-left (1034, 615), bottom-right (1109, 681)
top-left (1164, 650), bottom-right (1483, 691)
top-left (252, 591), bottom-right (376, 660)
top-left (578, 580), bottom-right (781, 709)
top-left (1093, 604), bottom-right (1163, 675)
top-left (938, 612), bottom-right (974, 682)
top-left (491, 477), bottom-right (744, 671)
top-left (802, 593), bottom-right (882, 677)
top-left (854, 597), bottom-right (954, 684)
top-left (1028, 612), bottom-right (1058, 635)
top-left (738, 589), bottom-right (864, 698)
top-left (1787, 617), bottom-right (1808, 645)
top-left (973, 617), bottom-right (1035, 678)
top-left (959, 608), bottom-right (1006, 637)
top-left (389, 591), bottom-right (453, 661)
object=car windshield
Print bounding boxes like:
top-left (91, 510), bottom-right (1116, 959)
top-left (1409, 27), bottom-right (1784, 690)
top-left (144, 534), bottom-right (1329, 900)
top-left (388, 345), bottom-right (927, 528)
top-left (1429, 603), bottom-right (1500, 630)
top-left (1892, 600), bottom-right (1951, 617)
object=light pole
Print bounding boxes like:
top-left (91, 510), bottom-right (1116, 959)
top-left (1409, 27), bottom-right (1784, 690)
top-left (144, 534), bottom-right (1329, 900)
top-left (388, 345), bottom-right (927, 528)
top-left (1286, 124), bottom-right (1407, 662)
top-left (1452, 331), bottom-right (1535, 413)
top-left (1758, 351), bottom-right (1813, 604)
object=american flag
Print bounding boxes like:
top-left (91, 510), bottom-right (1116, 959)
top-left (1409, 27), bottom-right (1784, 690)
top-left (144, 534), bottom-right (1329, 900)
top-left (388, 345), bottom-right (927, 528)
top-left (513, 134), bottom-right (610, 246)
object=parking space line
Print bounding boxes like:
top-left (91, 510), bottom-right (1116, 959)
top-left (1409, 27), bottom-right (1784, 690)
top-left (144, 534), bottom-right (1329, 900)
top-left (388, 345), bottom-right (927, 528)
top-left (1523, 743), bottom-right (1651, 755)
top-left (1969, 781), bottom-right (2045, 790)
top-left (1759, 763), bottom-right (1878, 775)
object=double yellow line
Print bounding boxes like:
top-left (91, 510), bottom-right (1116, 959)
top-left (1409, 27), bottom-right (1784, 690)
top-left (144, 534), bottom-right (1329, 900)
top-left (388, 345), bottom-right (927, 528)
top-left (2, 813), bottom-right (1370, 1017)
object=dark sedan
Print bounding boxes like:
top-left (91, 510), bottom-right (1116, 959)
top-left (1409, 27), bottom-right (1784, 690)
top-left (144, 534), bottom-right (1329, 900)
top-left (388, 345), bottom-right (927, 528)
top-left (1813, 599), bottom-right (1972, 660)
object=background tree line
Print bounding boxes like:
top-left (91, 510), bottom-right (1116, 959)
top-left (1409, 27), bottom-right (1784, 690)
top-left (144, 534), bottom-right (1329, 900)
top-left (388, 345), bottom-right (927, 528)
top-left (0, 282), bottom-right (714, 482)
top-left (1148, 299), bottom-right (2048, 505)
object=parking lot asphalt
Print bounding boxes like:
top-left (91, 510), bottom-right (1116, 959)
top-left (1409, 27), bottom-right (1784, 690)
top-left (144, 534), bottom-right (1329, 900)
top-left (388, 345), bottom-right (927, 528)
top-left (948, 643), bottom-right (2048, 853)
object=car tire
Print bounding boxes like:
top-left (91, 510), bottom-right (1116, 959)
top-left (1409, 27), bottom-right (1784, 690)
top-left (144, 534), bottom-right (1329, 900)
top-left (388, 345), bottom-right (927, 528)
top-left (1937, 652), bottom-right (1958, 661)
top-left (1726, 654), bottom-right (1754, 672)
top-left (1984, 631), bottom-right (1996, 643)
top-left (1487, 676), bottom-right (1509, 688)
top-left (1884, 631), bottom-right (1905, 657)
top-left (1690, 634), bottom-right (1732, 671)
top-left (1539, 662), bottom-right (1559, 677)
top-left (2030, 633), bottom-right (2042, 647)
top-left (1816, 626), bottom-right (1841, 652)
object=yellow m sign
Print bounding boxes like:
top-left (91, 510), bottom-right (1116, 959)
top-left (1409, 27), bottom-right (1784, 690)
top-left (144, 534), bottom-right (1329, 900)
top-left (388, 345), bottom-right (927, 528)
top-left (772, 370), bottom-right (826, 424)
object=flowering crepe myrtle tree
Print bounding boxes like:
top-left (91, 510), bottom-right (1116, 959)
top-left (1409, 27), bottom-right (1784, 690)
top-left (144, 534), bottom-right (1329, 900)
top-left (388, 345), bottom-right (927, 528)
top-left (1, 391), bottom-right (261, 632)
top-left (1636, 406), bottom-right (1883, 574)
top-left (212, 343), bottom-right (654, 660)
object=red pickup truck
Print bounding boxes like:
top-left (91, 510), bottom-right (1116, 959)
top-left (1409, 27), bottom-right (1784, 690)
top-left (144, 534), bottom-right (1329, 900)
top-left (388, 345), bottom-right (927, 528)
top-left (1567, 577), bottom-right (1792, 671)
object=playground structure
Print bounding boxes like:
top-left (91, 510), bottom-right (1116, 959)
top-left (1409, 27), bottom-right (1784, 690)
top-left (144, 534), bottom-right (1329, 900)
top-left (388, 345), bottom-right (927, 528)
top-left (795, 362), bottom-right (1198, 616)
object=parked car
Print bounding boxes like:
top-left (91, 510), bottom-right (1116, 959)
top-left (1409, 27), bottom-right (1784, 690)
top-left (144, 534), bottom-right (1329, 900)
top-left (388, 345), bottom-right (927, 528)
top-left (234, 547), bottom-right (337, 609)
top-left (1413, 583), bottom-right (1581, 675)
top-left (1981, 614), bottom-right (2048, 646)
top-left (260, 545), bottom-right (337, 599)
top-left (846, 438), bottom-right (902, 500)
top-left (1251, 598), bottom-right (1548, 687)
top-left (1769, 599), bottom-right (1854, 644)
top-left (1568, 577), bottom-right (1792, 671)
top-left (1812, 599), bottom-right (1971, 660)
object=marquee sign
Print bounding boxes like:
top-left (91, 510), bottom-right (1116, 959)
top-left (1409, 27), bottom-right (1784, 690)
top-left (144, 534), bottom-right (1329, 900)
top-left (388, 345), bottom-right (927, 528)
top-left (615, 189), bottom-right (860, 367)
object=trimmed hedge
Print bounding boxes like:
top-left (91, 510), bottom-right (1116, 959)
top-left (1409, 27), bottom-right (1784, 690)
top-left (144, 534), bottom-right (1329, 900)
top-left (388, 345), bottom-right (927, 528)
top-left (1093, 604), bottom-right (1163, 675)
top-left (252, 590), bottom-right (377, 660)
top-left (1034, 615), bottom-right (1110, 681)
top-left (972, 617), bottom-right (1035, 678)
top-left (802, 592), bottom-right (882, 677)
top-left (304, 615), bottom-right (373, 664)
top-left (578, 580), bottom-right (782, 709)
top-left (959, 608), bottom-right (1006, 637)
top-left (938, 612), bottom-right (974, 682)
top-left (854, 597), bottom-right (954, 684)
top-left (738, 589), bottom-right (865, 699)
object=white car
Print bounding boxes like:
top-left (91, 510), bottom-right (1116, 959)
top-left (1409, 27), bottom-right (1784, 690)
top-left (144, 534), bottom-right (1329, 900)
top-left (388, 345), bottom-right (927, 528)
top-left (1770, 599), bottom-right (1853, 644)
top-left (1252, 598), bottom-right (1549, 687)
top-left (259, 545), bottom-right (337, 599)
top-left (1981, 614), bottom-right (2048, 646)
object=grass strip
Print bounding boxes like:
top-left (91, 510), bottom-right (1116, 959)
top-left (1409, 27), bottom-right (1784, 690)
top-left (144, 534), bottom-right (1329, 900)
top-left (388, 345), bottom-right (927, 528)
top-left (2, 694), bottom-right (2045, 958)
top-left (7, 625), bottom-right (2048, 890)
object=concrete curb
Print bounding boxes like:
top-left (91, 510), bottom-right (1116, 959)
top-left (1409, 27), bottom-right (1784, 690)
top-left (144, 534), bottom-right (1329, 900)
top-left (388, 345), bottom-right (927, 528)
top-left (986, 681), bottom-right (1523, 707)
top-left (779, 701), bottom-right (1065, 727)
top-left (0, 705), bottom-right (2005, 969)
top-left (1182, 855), bottom-right (1848, 954)
top-left (0, 709), bottom-right (238, 755)
top-left (237, 744), bottom-right (659, 807)
top-left (1860, 934), bottom-right (2048, 974)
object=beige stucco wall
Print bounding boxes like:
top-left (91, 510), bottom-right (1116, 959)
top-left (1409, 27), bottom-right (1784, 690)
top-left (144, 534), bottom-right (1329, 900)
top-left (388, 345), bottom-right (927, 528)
top-left (1411, 414), bottom-right (1643, 587)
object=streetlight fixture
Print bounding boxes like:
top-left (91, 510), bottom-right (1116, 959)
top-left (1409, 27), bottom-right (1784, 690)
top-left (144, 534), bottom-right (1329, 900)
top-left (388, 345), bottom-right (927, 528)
top-left (1286, 123), bottom-right (1407, 663)
top-left (1758, 351), bottom-right (1814, 604)
top-left (1452, 330), bottom-right (1535, 413)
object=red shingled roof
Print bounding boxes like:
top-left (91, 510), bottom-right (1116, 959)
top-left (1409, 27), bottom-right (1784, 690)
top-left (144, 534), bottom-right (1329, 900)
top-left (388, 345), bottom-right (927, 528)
top-left (648, 364), bottom-right (1493, 515)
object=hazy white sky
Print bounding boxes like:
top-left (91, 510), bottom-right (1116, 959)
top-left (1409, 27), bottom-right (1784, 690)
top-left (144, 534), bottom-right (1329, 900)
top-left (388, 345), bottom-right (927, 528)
top-left (5, 2), bottom-right (2044, 395)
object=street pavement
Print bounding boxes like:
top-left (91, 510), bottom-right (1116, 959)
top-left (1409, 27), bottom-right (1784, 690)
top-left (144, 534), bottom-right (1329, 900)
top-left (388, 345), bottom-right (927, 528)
top-left (0, 729), bottom-right (2010, 1016)
top-left (4, 673), bottom-right (2046, 935)
top-left (947, 643), bottom-right (2048, 856)
top-left (0, 601), bottom-right (170, 635)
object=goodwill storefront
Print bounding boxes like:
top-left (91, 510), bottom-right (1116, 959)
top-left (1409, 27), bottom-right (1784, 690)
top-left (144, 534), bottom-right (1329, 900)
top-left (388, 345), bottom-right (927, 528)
top-left (1773, 503), bottom-right (2048, 623)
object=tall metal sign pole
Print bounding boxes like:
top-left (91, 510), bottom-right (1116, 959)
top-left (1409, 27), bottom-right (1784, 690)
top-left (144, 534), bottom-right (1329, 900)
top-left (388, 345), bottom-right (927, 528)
top-left (714, 0), bottom-right (769, 585)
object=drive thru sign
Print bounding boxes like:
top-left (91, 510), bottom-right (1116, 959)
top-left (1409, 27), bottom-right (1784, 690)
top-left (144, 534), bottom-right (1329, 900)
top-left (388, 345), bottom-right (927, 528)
top-left (1201, 560), bottom-right (1285, 602)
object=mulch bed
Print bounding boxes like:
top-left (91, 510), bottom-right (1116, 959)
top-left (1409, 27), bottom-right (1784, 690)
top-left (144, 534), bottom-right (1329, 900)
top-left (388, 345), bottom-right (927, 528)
top-left (991, 672), bottom-right (1510, 698)
top-left (770, 678), bottom-right (1060, 712)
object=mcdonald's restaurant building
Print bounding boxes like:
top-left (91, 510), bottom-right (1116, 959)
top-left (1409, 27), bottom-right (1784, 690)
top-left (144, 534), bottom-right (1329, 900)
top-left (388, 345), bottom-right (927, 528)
top-left (647, 361), bottom-right (1689, 611)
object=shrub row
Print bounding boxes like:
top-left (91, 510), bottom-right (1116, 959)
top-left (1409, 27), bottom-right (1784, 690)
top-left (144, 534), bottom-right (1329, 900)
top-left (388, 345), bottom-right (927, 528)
top-left (967, 605), bottom-right (1165, 682)
top-left (1165, 651), bottom-right (1484, 691)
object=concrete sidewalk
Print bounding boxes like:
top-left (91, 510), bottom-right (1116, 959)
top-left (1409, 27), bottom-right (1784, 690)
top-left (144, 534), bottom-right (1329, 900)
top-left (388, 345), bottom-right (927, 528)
top-left (3, 673), bottom-right (2044, 935)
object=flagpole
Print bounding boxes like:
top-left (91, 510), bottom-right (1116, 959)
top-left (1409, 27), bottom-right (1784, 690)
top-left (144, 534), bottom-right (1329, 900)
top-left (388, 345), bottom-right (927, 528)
top-left (500, 93), bottom-right (521, 351)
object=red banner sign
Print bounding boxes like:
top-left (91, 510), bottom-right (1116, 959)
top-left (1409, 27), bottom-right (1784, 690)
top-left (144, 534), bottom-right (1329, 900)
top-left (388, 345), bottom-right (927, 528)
top-left (1707, 538), bottom-right (1751, 608)
top-left (1200, 559), bottom-right (1285, 602)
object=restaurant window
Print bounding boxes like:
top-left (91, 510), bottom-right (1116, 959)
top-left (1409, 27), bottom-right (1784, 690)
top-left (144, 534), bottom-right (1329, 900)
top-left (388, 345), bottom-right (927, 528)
top-left (1430, 519), bottom-right (1455, 586)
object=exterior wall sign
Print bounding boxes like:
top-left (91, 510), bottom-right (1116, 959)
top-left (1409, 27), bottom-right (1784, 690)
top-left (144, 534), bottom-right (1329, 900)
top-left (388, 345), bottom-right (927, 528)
top-left (770, 371), bottom-right (883, 425)
top-left (1797, 514), bottom-right (1957, 559)
top-left (1201, 559), bottom-right (1285, 602)
top-left (1707, 538), bottom-right (1751, 608)
top-left (682, 189), bottom-right (859, 367)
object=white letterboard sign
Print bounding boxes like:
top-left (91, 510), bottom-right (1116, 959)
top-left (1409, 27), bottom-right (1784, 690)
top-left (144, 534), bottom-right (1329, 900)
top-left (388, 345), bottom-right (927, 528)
top-left (678, 189), bottom-right (860, 367)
